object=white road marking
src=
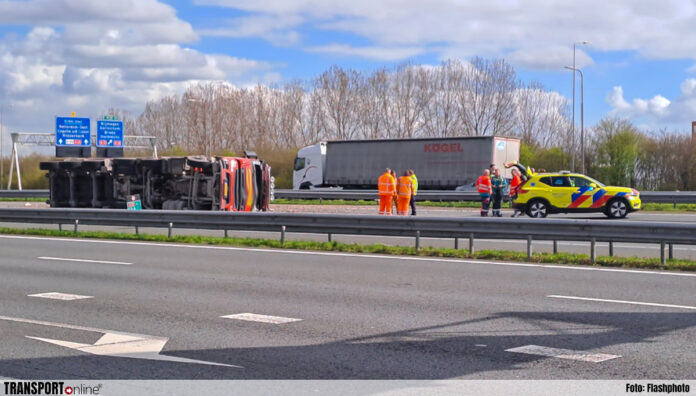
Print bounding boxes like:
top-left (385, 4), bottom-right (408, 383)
top-left (38, 256), bottom-right (132, 265)
top-left (28, 292), bottom-right (93, 301)
top-left (547, 295), bottom-right (696, 310)
top-left (506, 344), bottom-right (620, 362)
top-left (0, 315), bottom-right (241, 368)
top-left (0, 234), bottom-right (694, 278)
top-left (221, 313), bottom-right (302, 324)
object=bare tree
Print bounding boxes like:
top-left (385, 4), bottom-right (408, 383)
top-left (358, 68), bottom-right (389, 140)
top-left (422, 60), bottom-right (464, 137)
top-left (514, 81), bottom-right (570, 148)
top-left (386, 63), bottom-right (427, 138)
top-left (313, 66), bottom-right (362, 140)
top-left (137, 96), bottom-right (182, 150)
top-left (133, 58), bottom-right (574, 162)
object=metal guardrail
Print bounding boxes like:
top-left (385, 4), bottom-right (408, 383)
top-left (0, 189), bottom-right (50, 198)
top-left (638, 191), bottom-right (696, 204)
top-left (3, 189), bottom-right (696, 205)
top-left (275, 189), bottom-right (696, 205)
top-left (0, 208), bottom-right (693, 265)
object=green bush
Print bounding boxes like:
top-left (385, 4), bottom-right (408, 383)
top-left (5, 154), bottom-right (51, 189)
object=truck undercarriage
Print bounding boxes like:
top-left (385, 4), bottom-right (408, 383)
top-left (40, 155), bottom-right (271, 211)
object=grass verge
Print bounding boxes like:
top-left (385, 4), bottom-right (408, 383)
top-left (641, 203), bottom-right (696, 212)
top-left (1, 226), bottom-right (693, 272)
top-left (0, 198), bottom-right (48, 202)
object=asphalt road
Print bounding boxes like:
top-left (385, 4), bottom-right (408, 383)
top-left (4, 206), bottom-right (696, 260)
top-left (0, 234), bottom-right (694, 379)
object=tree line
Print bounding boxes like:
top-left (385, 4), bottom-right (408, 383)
top-left (113, 58), bottom-right (694, 190)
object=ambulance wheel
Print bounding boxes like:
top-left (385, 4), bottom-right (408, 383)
top-left (605, 198), bottom-right (628, 219)
top-left (526, 199), bottom-right (549, 218)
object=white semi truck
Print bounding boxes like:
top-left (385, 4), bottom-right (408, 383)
top-left (293, 136), bottom-right (520, 190)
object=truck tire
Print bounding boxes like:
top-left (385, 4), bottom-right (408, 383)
top-left (39, 161), bottom-right (60, 171)
top-left (81, 160), bottom-right (105, 171)
top-left (299, 181), bottom-right (312, 190)
top-left (58, 161), bottom-right (83, 170)
top-left (187, 156), bottom-right (212, 172)
top-left (140, 159), bottom-right (164, 174)
top-left (111, 159), bottom-right (138, 175)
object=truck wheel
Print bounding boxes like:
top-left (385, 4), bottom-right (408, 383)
top-left (140, 159), bottom-right (164, 174)
top-left (605, 198), bottom-right (629, 219)
top-left (299, 181), bottom-right (312, 190)
top-left (526, 199), bottom-right (549, 218)
top-left (39, 161), bottom-right (60, 171)
top-left (187, 156), bottom-right (212, 171)
top-left (82, 160), bottom-right (105, 171)
top-left (58, 161), bottom-right (83, 170)
top-left (112, 159), bottom-right (138, 175)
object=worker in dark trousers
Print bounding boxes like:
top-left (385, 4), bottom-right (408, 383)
top-left (408, 169), bottom-right (418, 215)
top-left (509, 168), bottom-right (523, 217)
top-left (490, 167), bottom-right (507, 217)
top-left (476, 169), bottom-right (492, 217)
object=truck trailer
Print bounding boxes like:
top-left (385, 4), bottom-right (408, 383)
top-left (40, 153), bottom-right (272, 211)
top-left (293, 136), bottom-right (520, 190)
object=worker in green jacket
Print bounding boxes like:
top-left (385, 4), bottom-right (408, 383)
top-left (408, 169), bottom-right (418, 216)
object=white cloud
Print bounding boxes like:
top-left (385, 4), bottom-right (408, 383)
top-left (605, 84), bottom-right (696, 128)
top-left (0, 0), bottom-right (273, 139)
top-left (199, 14), bottom-right (303, 46)
top-left (507, 47), bottom-right (593, 70)
top-left (196, 0), bottom-right (696, 68)
top-left (307, 44), bottom-right (425, 61)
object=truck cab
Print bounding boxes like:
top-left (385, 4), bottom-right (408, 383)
top-left (293, 142), bottom-right (325, 189)
top-left (219, 155), bottom-right (271, 212)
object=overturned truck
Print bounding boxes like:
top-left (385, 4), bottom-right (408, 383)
top-left (40, 153), bottom-right (272, 211)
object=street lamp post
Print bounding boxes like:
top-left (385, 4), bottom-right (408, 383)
top-left (0, 103), bottom-right (6, 188)
top-left (570, 41), bottom-right (588, 172)
top-left (0, 104), bottom-right (3, 188)
top-left (565, 66), bottom-right (584, 174)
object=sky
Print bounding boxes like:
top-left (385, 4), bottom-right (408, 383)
top-left (1, 0), bottom-right (696, 155)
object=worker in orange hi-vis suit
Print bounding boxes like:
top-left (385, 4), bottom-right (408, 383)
top-left (377, 168), bottom-right (396, 215)
top-left (396, 171), bottom-right (414, 216)
top-left (390, 169), bottom-right (398, 213)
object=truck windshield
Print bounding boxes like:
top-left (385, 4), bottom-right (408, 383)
top-left (293, 157), bottom-right (306, 171)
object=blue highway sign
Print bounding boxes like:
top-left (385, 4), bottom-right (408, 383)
top-left (56, 117), bottom-right (91, 147)
top-left (97, 120), bottom-right (124, 148)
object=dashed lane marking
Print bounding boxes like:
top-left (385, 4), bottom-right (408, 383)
top-left (505, 345), bottom-right (620, 362)
top-left (28, 292), bottom-right (93, 301)
top-left (38, 256), bottom-right (132, 265)
top-left (221, 313), bottom-right (302, 324)
top-left (547, 295), bottom-right (696, 310)
top-left (0, 235), bottom-right (692, 278)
